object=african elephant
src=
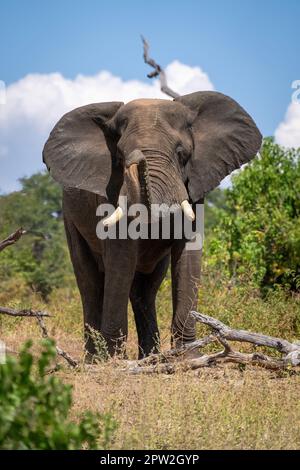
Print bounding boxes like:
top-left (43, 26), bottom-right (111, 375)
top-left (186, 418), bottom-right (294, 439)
top-left (43, 91), bottom-right (262, 358)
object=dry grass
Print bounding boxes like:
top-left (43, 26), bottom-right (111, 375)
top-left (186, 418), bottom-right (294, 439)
top-left (1, 273), bottom-right (300, 450)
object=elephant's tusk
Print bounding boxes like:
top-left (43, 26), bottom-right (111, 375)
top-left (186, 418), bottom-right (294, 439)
top-left (181, 200), bottom-right (195, 221)
top-left (102, 207), bottom-right (124, 227)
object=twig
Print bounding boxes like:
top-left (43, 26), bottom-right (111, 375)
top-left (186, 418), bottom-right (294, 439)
top-left (36, 316), bottom-right (78, 368)
top-left (0, 306), bottom-right (50, 317)
top-left (141, 35), bottom-right (179, 98)
top-left (0, 227), bottom-right (26, 252)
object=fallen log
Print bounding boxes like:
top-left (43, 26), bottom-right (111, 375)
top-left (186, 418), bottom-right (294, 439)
top-left (125, 312), bottom-right (300, 374)
top-left (126, 335), bottom-right (216, 368)
top-left (191, 311), bottom-right (300, 355)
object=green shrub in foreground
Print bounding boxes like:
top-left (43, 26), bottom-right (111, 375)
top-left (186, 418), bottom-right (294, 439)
top-left (0, 339), bottom-right (116, 449)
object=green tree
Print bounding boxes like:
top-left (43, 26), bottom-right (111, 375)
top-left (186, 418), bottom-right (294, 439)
top-left (204, 188), bottom-right (227, 235)
top-left (0, 172), bottom-right (72, 299)
top-left (208, 139), bottom-right (300, 291)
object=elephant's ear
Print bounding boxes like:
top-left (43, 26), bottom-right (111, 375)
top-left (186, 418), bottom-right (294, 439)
top-left (43, 102), bottom-right (124, 196)
top-left (175, 91), bottom-right (262, 201)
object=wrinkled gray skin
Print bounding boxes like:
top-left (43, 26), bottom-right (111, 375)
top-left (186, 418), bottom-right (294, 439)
top-left (43, 91), bottom-right (262, 358)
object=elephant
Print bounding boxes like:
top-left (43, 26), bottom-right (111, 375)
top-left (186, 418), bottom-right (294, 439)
top-left (43, 91), bottom-right (262, 359)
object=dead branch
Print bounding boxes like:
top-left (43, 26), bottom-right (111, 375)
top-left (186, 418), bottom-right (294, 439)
top-left (141, 35), bottom-right (179, 99)
top-left (124, 335), bottom-right (217, 374)
top-left (0, 227), bottom-right (26, 252)
top-left (0, 306), bottom-right (50, 317)
top-left (0, 228), bottom-right (77, 368)
top-left (186, 336), bottom-right (288, 371)
top-left (1, 307), bottom-right (77, 368)
top-left (36, 316), bottom-right (78, 368)
top-left (190, 311), bottom-right (300, 356)
top-left (124, 311), bottom-right (300, 374)
top-left (127, 335), bottom-right (216, 368)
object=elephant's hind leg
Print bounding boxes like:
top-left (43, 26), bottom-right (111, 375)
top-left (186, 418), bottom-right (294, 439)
top-left (64, 218), bottom-right (104, 358)
top-left (130, 255), bottom-right (170, 359)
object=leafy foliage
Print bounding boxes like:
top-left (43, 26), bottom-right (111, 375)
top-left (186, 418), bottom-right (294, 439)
top-left (204, 188), bottom-right (227, 233)
top-left (208, 139), bottom-right (300, 290)
top-left (0, 339), bottom-right (116, 449)
top-left (0, 172), bottom-right (73, 299)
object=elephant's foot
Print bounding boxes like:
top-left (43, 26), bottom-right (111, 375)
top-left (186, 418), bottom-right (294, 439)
top-left (137, 340), bottom-right (160, 360)
top-left (84, 351), bottom-right (99, 364)
top-left (83, 345), bottom-right (127, 363)
top-left (84, 335), bottom-right (109, 363)
top-left (104, 336), bottom-right (128, 359)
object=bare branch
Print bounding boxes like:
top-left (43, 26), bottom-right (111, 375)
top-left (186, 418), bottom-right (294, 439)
top-left (0, 306), bottom-right (50, 317)
top-left (1, 306), bottom-right (77, 367)
top-left (123, 312), bottom-right (300, 374)
top-left (128, 335), bottom-right (217, 368)
top-left (141, 35), bottom-right (180, 99)
top-left (36, 316), bottom-right (78, 368)
top-left (0, 227), bottom-right (26, 253)
top-left (125, 344), bottom-right (296, 375)
top-left (0, 229), bottom-right (77, 368)
top-left (191, 311), bottom-right (300, 355)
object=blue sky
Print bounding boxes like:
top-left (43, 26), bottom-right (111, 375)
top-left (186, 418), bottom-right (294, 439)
top-left (0, 0), bottom-right (299, 191)
top-left (2, 0), bottom-right (299, 134)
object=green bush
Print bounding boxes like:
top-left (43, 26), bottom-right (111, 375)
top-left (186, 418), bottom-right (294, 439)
top-left (208, 139), bottom-right (300, 291)
top-left (0, 340), bottom-right (116, 449)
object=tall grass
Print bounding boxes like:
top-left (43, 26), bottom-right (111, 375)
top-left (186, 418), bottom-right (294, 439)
top-left (0, 268), bottom-right (299, 449)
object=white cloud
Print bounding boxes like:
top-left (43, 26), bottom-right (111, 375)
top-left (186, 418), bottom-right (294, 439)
top-left (164, 61), bottom-right (213, 96)
top-left (275, 101), bottom-right (300, 148)
top-left (0, 61), bottom-right (213, 193)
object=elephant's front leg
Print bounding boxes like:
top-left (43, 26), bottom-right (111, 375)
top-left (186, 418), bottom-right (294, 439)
top-left (102, 239), bottom-right (137, 356)
top-left (171, 240), bottom-right (201, 347)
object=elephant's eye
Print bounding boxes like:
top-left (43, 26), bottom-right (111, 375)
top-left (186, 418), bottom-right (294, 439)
top-left (176, 145), bottom-right (189, 166)
top-left (117, 117), bottom-right (128, 133)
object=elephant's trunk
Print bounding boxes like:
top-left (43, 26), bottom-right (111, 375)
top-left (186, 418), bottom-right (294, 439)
top-left (103, 149), bottom-right (151, 227)
top-left (142, 151), bottom-right (190, 207)
top-left (137, 157), bottom-right (153, 208)
top-left (103, 149), bottom-right (195, 226)
top-left (122, 149), bottom-right (153, 208)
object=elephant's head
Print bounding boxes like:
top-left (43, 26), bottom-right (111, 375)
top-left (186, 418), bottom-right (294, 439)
top-left (43, 92), bottom-right (262, 224)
